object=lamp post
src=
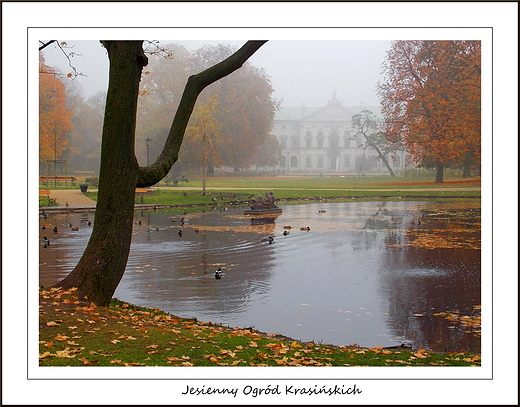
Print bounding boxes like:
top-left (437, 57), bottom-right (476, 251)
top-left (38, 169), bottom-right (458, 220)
top-left (145, 137), bottom-right (152, 166)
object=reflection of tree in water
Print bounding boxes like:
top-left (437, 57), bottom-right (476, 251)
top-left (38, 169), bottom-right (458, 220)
top-left (380, 247), bottom-right (481, 353)
top-left (345, 201), bottom-right (481, 352)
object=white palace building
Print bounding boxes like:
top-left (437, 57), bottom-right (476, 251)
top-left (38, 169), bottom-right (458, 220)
top-left (271, 92), bottom-right (408, 175)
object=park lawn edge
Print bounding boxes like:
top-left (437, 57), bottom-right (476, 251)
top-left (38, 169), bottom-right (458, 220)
top-left (39, 287), bottom-right (481, 367)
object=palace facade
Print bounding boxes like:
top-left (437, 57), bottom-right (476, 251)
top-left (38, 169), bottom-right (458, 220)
top-left (271, 92), bottom-right (407, 174)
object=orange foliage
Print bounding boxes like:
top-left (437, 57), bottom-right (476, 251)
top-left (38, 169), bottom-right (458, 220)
top-left (39, 52), bottom-right (72, 162)
top-left (378, 41), bottom-right (481, 166)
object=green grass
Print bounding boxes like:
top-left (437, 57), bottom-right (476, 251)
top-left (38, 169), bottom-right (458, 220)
top-left (39, 288), bottom-right (481, 367)
top-left (79, 175), bottom-right (480, 207)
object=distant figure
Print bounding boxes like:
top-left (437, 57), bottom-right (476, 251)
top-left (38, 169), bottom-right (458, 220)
top-left (43, 236), bottom-right (50, 248)
top-left (215, 268), bottom-right (222, 280)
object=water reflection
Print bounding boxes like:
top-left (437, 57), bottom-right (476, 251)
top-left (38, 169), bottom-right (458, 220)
top-left (39, 200), bottom-right (481, 352)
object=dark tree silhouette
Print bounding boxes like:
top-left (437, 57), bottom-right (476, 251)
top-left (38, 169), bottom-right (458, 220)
top-left (54, 40), bottom-right (267, 306)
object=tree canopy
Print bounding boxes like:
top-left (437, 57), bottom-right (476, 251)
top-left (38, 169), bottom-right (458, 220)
top-left (136, 43), bottom-right (280, 174)
top-left (39, 53), bottom-right (72, 163)
top-left (378, 40), bottom-right (481, 182)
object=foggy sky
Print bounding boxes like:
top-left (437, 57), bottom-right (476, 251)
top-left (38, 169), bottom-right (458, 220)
top-left (41, 40), bottom-right (391, 108)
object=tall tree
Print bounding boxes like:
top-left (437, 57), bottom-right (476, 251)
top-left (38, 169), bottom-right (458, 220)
top-left (351, 110), bottom-right (396, 176)
top-left (182, 96), bottom-right (228, 194)
top-left (54, 40), bottom-right (267, 306)
top-left (378, 40), bottom-right (481, 183)
top-left (39, 53), bottom-right (72, 169)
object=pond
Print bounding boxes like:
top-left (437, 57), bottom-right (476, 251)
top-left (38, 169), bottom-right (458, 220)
top-left (39, 200), bottom-right (481, 353)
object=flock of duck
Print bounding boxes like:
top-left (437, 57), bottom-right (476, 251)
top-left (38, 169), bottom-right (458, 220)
top-left (41, 219), bottom-right (92, 248)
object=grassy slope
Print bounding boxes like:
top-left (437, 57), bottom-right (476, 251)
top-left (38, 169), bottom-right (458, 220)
top-left (39, 288), bottom-right (481, 367)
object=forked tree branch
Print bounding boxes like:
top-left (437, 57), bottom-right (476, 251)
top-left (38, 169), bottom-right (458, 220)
top-left (136, 40), bottom-right (268, 187)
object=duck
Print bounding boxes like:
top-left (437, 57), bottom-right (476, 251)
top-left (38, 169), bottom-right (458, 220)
top-left (41, 224), bottom-right (46, 229)
top-left (283, 230), bottom-right (290, 236)
top-left (71, 226), bottom-right (79, 231)
top-left (87, 221), bottom-right (92, 226)
top-left (318, 210), bottom-right (326, 213)
top-left (300, 227), bottom-right (311, 231)
top-left (215, 268), bottom-right (222, 280)
top-left (178, 229), bottom-right (183, 237)
top-left (52, 226), bottom-right (58, 233)
top-left (43, 236), bottom-right (50, 248)
top-left (134, 220), bottom-right (142, 226)
top-left (283, 225), bottom-right (292, 229)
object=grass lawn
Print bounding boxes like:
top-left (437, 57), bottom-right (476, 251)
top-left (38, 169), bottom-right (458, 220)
top-left (39, 288), bottom-right (481, 367)
top-left (81, 175), bottom-right (480, 207)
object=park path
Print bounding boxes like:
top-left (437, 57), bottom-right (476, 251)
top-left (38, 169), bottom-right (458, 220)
top-left (48, 189), bottom-right (97, 207)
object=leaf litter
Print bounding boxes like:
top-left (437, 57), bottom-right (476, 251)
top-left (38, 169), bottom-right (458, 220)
top-left (39, 287), bottom-right (481, 367)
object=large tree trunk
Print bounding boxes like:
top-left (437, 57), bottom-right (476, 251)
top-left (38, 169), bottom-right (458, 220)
top-left (434, 160), bottom-right (444, 183)
top-left (55, 41), bottom-right (146, 305)
top-left (54, 40), bottom-right (267, 306)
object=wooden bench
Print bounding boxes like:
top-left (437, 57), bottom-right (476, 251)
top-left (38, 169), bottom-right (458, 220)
top-left (40, 176), bottom-right (77, 186)
top-left (135, 188), bottom-right (154, 195)
top-left (39, 190), bottom-right (57, 206)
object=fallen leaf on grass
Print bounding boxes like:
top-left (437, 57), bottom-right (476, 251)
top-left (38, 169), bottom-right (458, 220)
top-left (219, 349), bottom-right (236, 358)
top-left (386, 359), bottom-right (412, 365)
top-left (55, 349), bottom-right (76, 358)
top-left (54, 334), bottom-right (69, 341)
top-left (78, 357), bottom-right (98, 365)
top-left (412, 349), bottom-right (428, 359)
